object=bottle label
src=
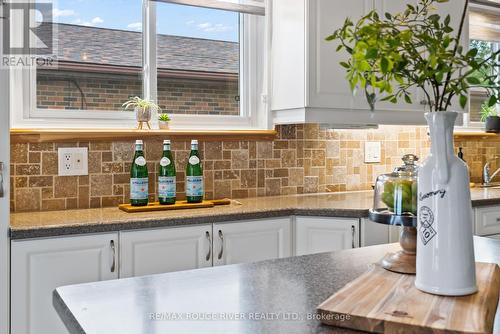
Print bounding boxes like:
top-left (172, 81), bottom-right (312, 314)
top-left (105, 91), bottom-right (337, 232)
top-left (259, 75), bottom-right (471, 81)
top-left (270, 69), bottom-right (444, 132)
top-left (158, 176), bottom-right (176, 198)
top-left (130, 178), bottom-right (149, 200)
top-left (135, 156), bottom-right (146, 166)
top-left (189, 156), bottom-right (200, 165)
top-left (160, 157), bottom-right (171, 167)
top-left (186, 176), bottom-right (204, 197)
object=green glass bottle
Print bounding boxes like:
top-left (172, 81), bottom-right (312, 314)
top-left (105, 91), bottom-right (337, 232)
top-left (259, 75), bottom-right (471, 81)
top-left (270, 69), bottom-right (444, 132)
top-left (185, 139), bottom-right (204, 203)
top-left (130, 140), bottom-right (149, 206)
top-left (158, 140), bottom-right (176, 205)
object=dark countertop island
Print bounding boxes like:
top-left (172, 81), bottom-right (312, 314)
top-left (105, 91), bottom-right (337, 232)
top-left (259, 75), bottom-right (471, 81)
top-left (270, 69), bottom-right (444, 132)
top-left (54, 237), bottom-right (500, 334)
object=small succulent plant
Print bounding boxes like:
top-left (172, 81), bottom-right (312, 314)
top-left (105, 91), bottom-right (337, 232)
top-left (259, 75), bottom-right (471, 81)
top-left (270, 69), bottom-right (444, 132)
top-left (158, 113), bottom-right (171, 122)
top-left (480, 100), bottom-right (498, 122)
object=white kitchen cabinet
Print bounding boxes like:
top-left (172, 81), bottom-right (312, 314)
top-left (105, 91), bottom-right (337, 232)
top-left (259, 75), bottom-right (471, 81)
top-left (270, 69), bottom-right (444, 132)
top-left (372, 0), bottom-right (424, 113)
top-left (213, 218), bottom-right (292, 266)
top-left (271, 0), bottom-right (468, 126)
top-left (120, 225), bottom-right (212, 278)
top-left (474, 206), bottom-right (500, 237)
top-left (295, 216), bottom-right (359, 256)
top-left (373, 0), bottom-right (469, 113)
top-left (389, 226), bottom-right (402, 243)
top-left (11, 233), bottom-right (118, 334)
top-left (360, 218), bottom-right (389, 247)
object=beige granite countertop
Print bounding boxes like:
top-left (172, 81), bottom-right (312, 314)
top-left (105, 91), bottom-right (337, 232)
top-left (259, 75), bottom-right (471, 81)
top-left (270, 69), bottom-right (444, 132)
top-left (10, 188), bottom-right (500, 239)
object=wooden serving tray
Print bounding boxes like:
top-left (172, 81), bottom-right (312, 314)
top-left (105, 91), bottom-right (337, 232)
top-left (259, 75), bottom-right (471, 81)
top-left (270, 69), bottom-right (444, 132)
top-left (119, 198), bottom-right (232, 213)
top-left (317, 262), bottom-right (500, 334)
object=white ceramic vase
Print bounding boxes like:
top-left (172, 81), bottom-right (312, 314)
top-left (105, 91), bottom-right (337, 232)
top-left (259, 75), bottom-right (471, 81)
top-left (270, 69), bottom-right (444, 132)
top-left (415, 111), bottom-right (477, 296)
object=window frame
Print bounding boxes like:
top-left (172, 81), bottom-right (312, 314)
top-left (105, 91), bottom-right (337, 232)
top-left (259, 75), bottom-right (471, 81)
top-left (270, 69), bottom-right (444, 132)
top-left (459, 2), bottom-right (500, 130)
top-left (10, 0), bottom-right (269, 130)
top-left (461, 40), bottom-right (500, 129)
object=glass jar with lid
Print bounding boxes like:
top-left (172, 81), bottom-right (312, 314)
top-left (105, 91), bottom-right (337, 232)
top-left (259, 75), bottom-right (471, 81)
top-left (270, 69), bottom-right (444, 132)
top-left (369, 154), bottom-right (419, 274)
top-left (369, 154), bottom-right (419, 226)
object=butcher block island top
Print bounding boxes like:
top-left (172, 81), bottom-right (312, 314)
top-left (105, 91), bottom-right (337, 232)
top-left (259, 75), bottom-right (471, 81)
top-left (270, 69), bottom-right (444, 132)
top-left (10, 188), bottom-right (500, 239)
top-left (317, 263), bottom-right (500, 334)
top-left (53, 237), bottom-right (500, 334)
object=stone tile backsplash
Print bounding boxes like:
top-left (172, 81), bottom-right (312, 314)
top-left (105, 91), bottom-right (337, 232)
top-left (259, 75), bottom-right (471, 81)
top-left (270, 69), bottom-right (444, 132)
top-left (11, 123), bottom-right (465, 213)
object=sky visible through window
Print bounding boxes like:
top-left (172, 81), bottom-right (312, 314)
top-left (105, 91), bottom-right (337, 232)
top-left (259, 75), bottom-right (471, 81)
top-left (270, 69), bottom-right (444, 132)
top-left (48, 0), bottom-right (239, 42)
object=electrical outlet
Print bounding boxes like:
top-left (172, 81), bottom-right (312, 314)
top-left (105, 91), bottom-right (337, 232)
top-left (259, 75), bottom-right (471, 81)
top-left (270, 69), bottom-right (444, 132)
top-left (58, 147), bottom-right (88, 176)
top-left (364, 142), bottom-right (381, 163)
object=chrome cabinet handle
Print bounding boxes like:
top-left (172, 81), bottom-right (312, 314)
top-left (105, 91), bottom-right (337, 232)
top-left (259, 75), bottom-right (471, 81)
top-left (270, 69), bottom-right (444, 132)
top-left (0, 162), bottom-right (4, 198)
top-left (218, 230), bottom-right (224, 260)
top-left (351, 225), bottom-right (356, 249)
top-left (205, 231), bottom-right (212, 261)
top-left (110, 240), bottom-right (116, 273)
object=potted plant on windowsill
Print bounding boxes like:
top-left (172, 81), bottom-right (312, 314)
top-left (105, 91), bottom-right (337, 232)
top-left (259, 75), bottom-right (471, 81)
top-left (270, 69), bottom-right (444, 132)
top-left (122, 97), bottom-right (161, 130)
top-left (481, 101), bottom-right (500, 133)
top-left (327, 0), bottom-right (499, 296)
top-left (158, 113), bottom-right (171, 130)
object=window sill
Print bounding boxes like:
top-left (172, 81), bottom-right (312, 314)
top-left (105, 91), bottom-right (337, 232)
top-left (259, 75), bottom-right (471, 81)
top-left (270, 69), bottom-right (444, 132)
top-left (454, 131), bottom-right (500, 140)
top-left (10, 128), bottom-right (278, 143)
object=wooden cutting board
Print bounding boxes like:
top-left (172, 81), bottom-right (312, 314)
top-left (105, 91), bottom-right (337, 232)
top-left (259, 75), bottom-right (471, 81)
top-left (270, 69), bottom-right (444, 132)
top-left (317, 262), bottom-right (500, 334)
top-left (118, 199), bottom-right (232, 213)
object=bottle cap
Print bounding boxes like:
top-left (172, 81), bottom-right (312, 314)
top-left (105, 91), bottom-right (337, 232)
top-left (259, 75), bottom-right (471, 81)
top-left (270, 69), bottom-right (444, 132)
top-left (191, 140), bottom-right (198, 145)
top-left (163, 140), bottom-right (171, 145)
top-left (135, 140), bottom-right (143, 145)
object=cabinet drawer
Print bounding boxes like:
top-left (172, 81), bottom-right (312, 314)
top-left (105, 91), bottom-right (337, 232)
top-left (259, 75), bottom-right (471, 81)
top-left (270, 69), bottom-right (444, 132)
top-left (475, 206), bottom-right (500, 236)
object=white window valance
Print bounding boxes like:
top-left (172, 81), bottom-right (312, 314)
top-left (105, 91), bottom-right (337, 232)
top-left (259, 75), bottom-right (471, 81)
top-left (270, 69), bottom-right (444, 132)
top-left (152, 0), bottom-right (265, 16)
top-left (470, 1), bottom-right (500, 42)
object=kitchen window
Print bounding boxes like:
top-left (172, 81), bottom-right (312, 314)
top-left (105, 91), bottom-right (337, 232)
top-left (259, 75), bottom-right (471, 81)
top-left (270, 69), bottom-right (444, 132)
top-left (10, 0), bottom-right (268, 129)
top-left (462, 1), bottom-right (500, 128)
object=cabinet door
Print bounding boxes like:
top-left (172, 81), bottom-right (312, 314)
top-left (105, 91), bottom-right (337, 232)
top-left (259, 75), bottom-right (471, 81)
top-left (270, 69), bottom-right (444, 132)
top-left (308, 0), bottom-right (373, 110)
top-left (389, 226), bottom-right (402, 243)
top-left (120, 225), bottom-right (212, 278)
top-left (11, 233), bottom-right (118, 334)
top-left (271, 0), bottom-right (306, 112)
top-left (374, 0), bottom-right (468, 113)
top-left (295, 216), bottom-right (359, 256)
top-left (372, 0), bottom-right (426, 112)
top-left (474, 206), bottom-right (500, 236)
top-left (433, 0), bottom-right (469, 113)
top-left (360, 218), bottom-right (389, 247)
top-left (213, 218), bottom-right (292, 266)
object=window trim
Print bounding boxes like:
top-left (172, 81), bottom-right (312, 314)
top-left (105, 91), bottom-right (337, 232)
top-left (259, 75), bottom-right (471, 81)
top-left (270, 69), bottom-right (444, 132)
top-left (460, 40), bottom-right (500, 130)
top-left (11, 0), bottom-right (269, 130)
top-left (153, 0), bottom-right (265, 16)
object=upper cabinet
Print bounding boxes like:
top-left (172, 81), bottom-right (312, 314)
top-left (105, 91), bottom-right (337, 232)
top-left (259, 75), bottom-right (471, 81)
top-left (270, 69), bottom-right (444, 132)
top-left (270, 0), bottom-right (469, 127)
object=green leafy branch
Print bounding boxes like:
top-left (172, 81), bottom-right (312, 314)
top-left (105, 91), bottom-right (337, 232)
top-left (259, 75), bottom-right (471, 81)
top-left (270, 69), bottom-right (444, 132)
top-left (326, 0), bottom-right (500, 112)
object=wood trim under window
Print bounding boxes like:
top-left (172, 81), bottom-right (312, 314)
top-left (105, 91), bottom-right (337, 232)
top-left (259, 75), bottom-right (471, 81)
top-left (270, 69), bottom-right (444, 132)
top-left (454, 131), bottom-right (500, 140)
top-left (10, 128), bottom-right (277, 143)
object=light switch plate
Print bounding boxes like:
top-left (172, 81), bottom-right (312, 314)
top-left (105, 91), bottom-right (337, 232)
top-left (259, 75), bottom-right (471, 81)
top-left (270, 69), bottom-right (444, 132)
top-left (58, 147), bottom-right (88, 176)
top-left (364, 142), bottom-right (381, 163)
